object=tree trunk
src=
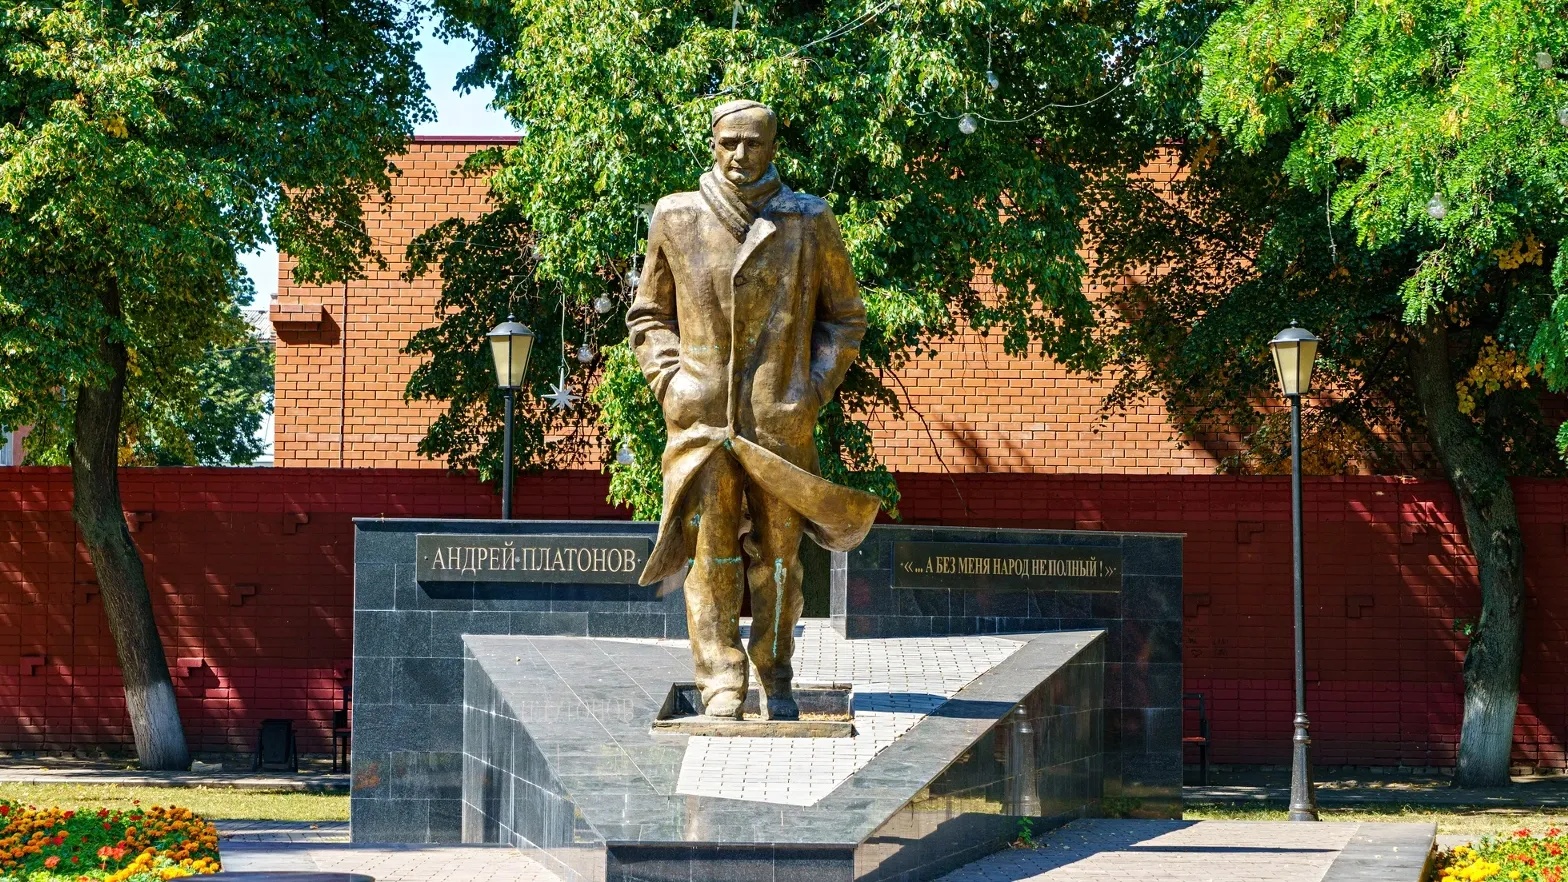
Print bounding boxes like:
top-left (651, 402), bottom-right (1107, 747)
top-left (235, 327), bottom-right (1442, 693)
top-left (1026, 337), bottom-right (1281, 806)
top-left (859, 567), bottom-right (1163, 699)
top-left (1409, 319), bottom-right (1526, 787)
top-left (70, 284), bottom-right (190, 771)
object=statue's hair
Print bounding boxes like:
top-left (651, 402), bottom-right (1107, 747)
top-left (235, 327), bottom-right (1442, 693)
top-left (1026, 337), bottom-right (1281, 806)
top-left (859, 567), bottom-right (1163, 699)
top-left (710, 99), bottom-right (777, 137)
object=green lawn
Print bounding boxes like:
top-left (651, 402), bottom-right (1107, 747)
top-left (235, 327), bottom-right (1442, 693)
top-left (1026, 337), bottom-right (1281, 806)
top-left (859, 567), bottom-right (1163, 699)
top-left (1186, 802), bottom-right (1568, 839)
top-left (0, 783), bottom-right (349, 821)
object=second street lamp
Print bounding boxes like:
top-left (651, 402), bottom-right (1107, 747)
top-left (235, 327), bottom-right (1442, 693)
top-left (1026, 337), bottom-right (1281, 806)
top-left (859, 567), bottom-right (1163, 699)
top-left (1269, 321), bottom-right (1322, 822)
top-left (487, 316), bottom-right (536, 520)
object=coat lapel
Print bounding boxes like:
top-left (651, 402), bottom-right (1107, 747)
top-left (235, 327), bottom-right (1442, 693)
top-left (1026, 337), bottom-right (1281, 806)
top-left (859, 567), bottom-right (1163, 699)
top-left (732, 215), bottom-right (776, 279)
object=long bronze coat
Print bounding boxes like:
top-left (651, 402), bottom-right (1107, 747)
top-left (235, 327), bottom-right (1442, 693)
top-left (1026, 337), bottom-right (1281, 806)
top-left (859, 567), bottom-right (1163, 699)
top-left (628, 183), bottom-right (880, 585)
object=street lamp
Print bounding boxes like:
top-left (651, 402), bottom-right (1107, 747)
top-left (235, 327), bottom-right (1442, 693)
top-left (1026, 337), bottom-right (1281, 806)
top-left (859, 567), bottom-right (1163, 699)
top-left (1269, 321), bottom-right (1322, 822)
top-left (487, 316), bottom-right (536, 520)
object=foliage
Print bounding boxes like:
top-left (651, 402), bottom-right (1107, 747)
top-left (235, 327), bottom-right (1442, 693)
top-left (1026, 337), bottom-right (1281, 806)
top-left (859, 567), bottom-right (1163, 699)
top-left (1012, 816), bottom-right (1035, 849)
top-left (403, 197), bottom-right (602, 482)
top-left (21, 298), bottom-right (275, 468)
top-left (426, 0), bottom-right (1212, 516)
top-left (0, 800), bottom-right (219, 881)
top-left (0, 0), bottom-right (431, 454)
top-left (1436, 828), bottom-right (1568, 882)
top-left (1187, 0), bottom-right (1568, 460)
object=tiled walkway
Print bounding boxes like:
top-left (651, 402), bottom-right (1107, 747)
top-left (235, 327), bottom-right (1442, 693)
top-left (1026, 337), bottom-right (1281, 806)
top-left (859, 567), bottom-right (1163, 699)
top-left (935, 819), bottom-right (1433, 882)
top-left (670, 623), bottom-right (1026, 805)
top-left (217, 821), bottom-right (560, 881)
top-left (219, 840), bottom-right (559, 881)
top-left (214, 819), bottom-right (1432, 882)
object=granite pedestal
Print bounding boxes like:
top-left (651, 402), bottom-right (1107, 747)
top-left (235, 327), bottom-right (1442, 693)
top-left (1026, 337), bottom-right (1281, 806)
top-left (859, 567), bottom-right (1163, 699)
top-left (832, 525), bottom-right (1183, 817)
top-left (350, 519), bottom-right (688, 844)
top-left (461, 627), bottom-right (1105, 882)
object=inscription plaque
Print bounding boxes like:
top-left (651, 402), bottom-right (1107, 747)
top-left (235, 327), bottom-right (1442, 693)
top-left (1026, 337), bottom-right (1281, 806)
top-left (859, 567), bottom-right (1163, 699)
top-left (892, 541), bottom-right (1121, 592)
top-left (415, 534), bottom-right (652, 584)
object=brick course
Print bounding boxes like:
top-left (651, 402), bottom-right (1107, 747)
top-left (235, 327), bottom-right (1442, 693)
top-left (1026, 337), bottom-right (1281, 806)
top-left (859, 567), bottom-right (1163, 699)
top-left (273, 138), bottom-right (1215, 473)
top-left (3, 467), bottom-right (1566, 769)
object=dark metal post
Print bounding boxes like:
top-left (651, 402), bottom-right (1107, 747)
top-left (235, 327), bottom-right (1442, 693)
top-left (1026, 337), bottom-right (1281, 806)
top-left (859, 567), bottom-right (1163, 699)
top-left (501, 387), bottom-right (515, 520)
top-left (1287, 392), bottom-right (1319, 821)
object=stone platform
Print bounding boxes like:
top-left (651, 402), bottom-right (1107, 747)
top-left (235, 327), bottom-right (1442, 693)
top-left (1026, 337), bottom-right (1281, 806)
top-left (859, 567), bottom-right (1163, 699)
top-left (460, 624), bottom-right (1106, 882)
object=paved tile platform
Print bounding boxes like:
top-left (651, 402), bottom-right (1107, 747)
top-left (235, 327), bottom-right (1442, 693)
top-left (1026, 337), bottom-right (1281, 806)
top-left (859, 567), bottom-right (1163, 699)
top-left (214, 819), bottom-right (1433, 881)
top-left (216, 820), bottom-right (558, 881)
top-left (219, 820), bottom-right (351, 843)
top-left (669, 622), bottom-right (1027, 805)
top-left (220, 841), bottom-right (561, 881)
top-left (935, 819), bottom-right (1434, 882)
top-left (0, 757), bottom-right (347, 792)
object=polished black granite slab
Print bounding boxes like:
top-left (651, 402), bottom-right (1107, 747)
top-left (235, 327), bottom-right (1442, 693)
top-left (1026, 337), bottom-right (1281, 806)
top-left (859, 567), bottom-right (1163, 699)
top-left (833, 525), bottom-right (1182, 819)
top-left (350, 518), bottom-right (688, 844)
top-left (461, 630), bottom-right (1104, 882)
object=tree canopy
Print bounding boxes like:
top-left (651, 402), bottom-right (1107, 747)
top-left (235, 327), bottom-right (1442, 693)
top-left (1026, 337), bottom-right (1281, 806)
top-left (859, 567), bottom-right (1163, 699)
top-left (418, 0), bottom-right (1211, 518)
top-left (0, 0), bottom-right (428, 449)
top-left (0, 0), bottom-right (430, 768)
top-left (1087, 0), bottom-right (1568, 786)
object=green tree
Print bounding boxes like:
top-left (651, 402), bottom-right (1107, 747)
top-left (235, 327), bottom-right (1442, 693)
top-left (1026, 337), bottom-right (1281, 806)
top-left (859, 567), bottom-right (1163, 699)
top-left (0, 1), bottom-right (430, 768)
top-left (416, 0), bottom-right (1210, 518)
top-left (1090, 0), bottom-right (1568, 784)
top-left (134, 305), bottom-right (275, 467)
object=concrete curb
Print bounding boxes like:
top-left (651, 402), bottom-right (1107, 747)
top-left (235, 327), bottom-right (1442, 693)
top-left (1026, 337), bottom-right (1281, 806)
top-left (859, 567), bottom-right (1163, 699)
top-left (0, 772), bottom-right (348, 792)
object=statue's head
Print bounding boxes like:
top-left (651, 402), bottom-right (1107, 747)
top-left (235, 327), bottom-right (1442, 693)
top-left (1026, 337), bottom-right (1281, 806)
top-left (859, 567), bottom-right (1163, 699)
top-left (710, 100), bottom-right (777, 185)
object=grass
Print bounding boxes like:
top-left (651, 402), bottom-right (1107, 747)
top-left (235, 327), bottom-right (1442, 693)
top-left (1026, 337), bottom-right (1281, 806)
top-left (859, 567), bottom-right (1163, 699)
top-left (0, 783), bottom-right (349, 821)
top-left (1186, 802), bottom-right (1568, 839)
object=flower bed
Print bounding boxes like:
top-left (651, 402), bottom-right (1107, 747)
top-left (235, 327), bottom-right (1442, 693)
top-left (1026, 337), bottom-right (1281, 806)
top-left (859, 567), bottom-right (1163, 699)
top-left (1437, 828), bottom-right (1568, 882)
top-left (0, 800), bottom-right (220, 881)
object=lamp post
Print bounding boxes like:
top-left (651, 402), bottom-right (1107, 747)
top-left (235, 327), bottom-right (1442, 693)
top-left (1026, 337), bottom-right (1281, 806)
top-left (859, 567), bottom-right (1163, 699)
top-left (487, 316), bottom-right (536, 520)
top-left (1269, 322), bottom-right (1322, 822)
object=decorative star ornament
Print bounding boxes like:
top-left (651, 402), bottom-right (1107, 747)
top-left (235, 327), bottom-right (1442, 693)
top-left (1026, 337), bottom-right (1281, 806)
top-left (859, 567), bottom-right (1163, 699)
top-left (543, 366), bottom-right (580, 410)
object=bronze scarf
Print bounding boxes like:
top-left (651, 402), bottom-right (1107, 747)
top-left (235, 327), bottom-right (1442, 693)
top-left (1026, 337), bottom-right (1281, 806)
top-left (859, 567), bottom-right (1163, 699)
top-left (699, 164), bottom-right (782, 241)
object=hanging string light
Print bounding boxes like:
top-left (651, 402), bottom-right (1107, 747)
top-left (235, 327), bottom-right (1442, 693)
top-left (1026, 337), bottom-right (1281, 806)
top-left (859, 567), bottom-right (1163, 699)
top-left (577, 342), bottom-right (596, 364)
top-left (1557, 106), bottom-right (1568, 127)
top-left (1538, 51), bottom-right (1555, 70)
top-left (616, 442), bottom-right (637, 466)
top-left (1426, 193), bottom-right (1449, 220)
top-left (984, 11), bottom-right (998, 92)
top-left (958, 112), bottom-right (978, 134)
top-left (593, 295), bottom-right (615, 314)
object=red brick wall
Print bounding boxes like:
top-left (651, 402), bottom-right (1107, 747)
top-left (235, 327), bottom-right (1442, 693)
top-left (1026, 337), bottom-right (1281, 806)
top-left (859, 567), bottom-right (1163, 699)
top-left (273, 138), bottom-right (1217, 474)
top-left (272, 137), bottom-right (511, 468)
top-left (0, 467), bottom-right (618, 754)
top-left (4, 467), bottom-right (1564, 769)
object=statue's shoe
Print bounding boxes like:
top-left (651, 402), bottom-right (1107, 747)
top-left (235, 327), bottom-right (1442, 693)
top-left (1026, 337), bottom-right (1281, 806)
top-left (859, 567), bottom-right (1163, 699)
top-left (705, 691), bottom-right (744, 720)
top-left (766, 696), bottom-right (799, 721)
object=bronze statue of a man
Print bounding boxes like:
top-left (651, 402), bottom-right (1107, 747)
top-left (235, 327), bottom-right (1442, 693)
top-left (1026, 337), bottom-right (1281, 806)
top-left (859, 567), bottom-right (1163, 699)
top-left (629, 100), bottom-right (879, 720)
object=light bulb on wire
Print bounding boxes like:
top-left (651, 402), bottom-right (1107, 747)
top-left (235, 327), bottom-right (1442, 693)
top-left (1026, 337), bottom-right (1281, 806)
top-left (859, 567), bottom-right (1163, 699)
top-left (576, 343), bottom-right (596, 364)
top-left (616, 443), bottom-right (636, 466)
top-left (593, 295), bottom-right (615, 315)
top-left (985, 70), bottom-right (1000, 91)
top-left (958, 113), bottom-right (978, 135)
top-left (1538, 51), bottom-right (1555, 70)
top-left (626, 268), bottom-right (641, 290)
top-left (1557, 106), bottom-right (1568, 128)
top-left (1426, 193), bottom-right (1449, 220)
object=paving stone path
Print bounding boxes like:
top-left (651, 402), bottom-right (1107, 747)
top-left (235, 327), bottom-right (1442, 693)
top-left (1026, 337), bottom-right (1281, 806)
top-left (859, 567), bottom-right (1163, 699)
top-left (936, 819), bottom-right (1433, 882)
top-left (218, 823), bottom-right (558, 882)
top-left (210, 818), bottom-right (1432, 882)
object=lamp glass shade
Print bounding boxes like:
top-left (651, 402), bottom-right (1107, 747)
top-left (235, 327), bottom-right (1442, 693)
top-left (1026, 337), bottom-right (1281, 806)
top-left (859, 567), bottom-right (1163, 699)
top-left (487, 320), bottom-right (536, 389)
top-left (1269, 325), bottom-right (1321, 397)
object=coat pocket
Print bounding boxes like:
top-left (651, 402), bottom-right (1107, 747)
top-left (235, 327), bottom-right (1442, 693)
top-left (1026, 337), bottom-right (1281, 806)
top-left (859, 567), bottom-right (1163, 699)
top-left (663, 369), bottom-right (703, 426)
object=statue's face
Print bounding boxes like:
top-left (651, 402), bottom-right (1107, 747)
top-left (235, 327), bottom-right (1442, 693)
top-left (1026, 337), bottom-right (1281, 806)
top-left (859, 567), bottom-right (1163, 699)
top-left (711, 108), bottom-right (777, 185)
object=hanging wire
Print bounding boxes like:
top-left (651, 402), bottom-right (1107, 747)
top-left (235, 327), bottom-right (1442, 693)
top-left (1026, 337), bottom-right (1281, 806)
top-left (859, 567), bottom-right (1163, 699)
top-left (909, 28), bottom-right (1207, 124)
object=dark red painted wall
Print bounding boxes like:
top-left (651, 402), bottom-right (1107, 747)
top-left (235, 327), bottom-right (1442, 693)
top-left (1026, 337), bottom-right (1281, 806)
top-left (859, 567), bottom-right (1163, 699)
top-left (2, 468), bottom-right (1564, 769)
